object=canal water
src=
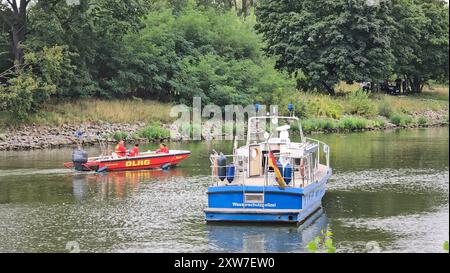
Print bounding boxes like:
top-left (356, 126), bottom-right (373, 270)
top-left (0, 128), bottom-right (448, 253)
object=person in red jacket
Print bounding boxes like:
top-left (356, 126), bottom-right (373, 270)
top-left (155, 143), bottom-right (169, 154)
top-left (129, 144), bottom-right (140, 157)
top-left (115, 140), bottom-right (127, 157)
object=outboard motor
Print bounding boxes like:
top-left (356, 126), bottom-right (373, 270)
top-left (72, 149), bottom-right (88, 171)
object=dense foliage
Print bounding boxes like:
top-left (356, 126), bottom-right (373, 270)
top-left (113, 4), bottom-right (294, 105)
top-left (256, 0), bottom-right (449, 94)
top-left (0, 0), bottom-right (449, 120)
top-left (391, 0), bottom-right (449, 93)
top-left (0, 0), bottom-right (293, 119)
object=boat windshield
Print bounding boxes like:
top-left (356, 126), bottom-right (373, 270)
top-left (246, 116), bottom-right (304, 145)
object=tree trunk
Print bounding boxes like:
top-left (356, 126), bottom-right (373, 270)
top-left (242, 0), bottom-right (248, 17)
top-left (4, 0), bottom-right (29, 68)
top-left (370, 81), bottom-right (377, 93)
top-left (322, 81), bottom-right (335, 95)
top-left (11, 23), bottom-right (26, 67)
top-left (409, 76), bottom-right (423, 94)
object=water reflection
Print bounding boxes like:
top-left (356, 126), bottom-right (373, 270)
top-left (206, 211), bottom-right (329, 253)
top-left (0, 128), bottom-right (448, 252)
top-left (72, 168), bottom-right (189, 201)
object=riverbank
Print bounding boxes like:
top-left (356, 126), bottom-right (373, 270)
top-left (0, 112), bottom-right (448, 151)
top-left (0, 85), bottom-right (448, 151)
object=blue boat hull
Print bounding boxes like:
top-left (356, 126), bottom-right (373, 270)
top-left (205, 170), bottom-right (332, 224)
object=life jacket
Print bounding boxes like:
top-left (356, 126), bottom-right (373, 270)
top-left (115, 144), bottom-right (127, 157)
top-left (156, 147), bottom-right (169, 154)
top-left (129, 147), bottom-right (139, 157)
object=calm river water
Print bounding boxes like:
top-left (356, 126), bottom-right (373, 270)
top-left (0, 128), bottom-right (448, 253)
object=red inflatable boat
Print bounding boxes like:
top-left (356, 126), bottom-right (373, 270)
top-left (64, 150), bottom-right (191, 172)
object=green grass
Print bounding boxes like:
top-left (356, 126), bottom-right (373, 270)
top-left (112, 131), bottom-right (129, 142)
top-left (346, 90), bottom-right (377, 117)
top-left (136, 122), bottom-right (170, 141)
top-left (0, 99), bottom-right (175, 127)
top-left (337, 117), bottom-right (369, 131)
top-left (389, 113), bottom-right (414, 126)
top-left (277, 85), bottom-right (448, 120)
top-left (1, 84), bottom-right (447, 136)
top-left (418, 116), bottom-right (428, 126)
top-left (301, 119), bottom-right (335, 133)
top-left (377, 99), bottom-right (394, 118)
top-left (299, 117), bottom-right (374, 133)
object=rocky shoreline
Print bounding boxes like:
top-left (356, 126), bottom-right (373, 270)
top-left (0, 113), bottom-right (448, 151)
top-left (0, 122), bottom-right (150, 151)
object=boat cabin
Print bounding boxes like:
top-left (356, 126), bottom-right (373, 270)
top-left (210, 116), bottom-right (330, 189)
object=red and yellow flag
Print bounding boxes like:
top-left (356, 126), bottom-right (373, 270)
top-left (268, 151), bottom-right (287, 189)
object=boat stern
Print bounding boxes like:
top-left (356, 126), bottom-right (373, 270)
top-left (204, 182), bottom-right (327, 224)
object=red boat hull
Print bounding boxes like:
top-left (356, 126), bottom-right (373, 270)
top-left (65, 151), bottom-right (191, 172)
top-left (97, 152), bottom-right (191, 171)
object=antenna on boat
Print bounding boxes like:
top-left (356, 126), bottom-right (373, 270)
top-left (263, 131), bottom-right (271, 188)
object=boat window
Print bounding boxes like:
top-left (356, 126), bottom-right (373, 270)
top-left (245, 193), bottom-right (264, 204)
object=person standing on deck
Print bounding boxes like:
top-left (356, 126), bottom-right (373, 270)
top-left (129, 144), bottom-right (140, 157)
top-left (155, 143), bottom-right (169, 154)
top-left (115, 140), bottom-right (127, 157)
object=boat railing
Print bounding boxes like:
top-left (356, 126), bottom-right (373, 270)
top-left (209, 150), bottom-right (325, 188)
top-left (210, 154), bottom-right (248, 187)
top-left (306, 137), bottom-right (331, 168)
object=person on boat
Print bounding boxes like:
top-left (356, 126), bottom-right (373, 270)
top-left (129, 144), bottom-right (140, 157)
top-left (115, 140), bottom-right (127, 157)
top-left (155, 143), bottom-right (169, 154)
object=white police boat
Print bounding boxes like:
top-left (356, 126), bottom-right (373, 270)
top-left (204, 106), bottom-right (332, 224)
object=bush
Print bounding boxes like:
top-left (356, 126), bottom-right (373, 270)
top-left (389, 113), bottom-right (413, 126)
top-left (0, 46), bottom-right (66, 120)
top-left (267, 88), bottom-right (343, 120)
top-left (113, 131), bottom-right (129, 142)
top-left (300, 118), bottom-right (337, 133)
top-left (121, 6), bottom-right (295, 106)
top-left (347, 90), bottom-right (377, 117)
top-left (372, 118), bottom-right (386, 128)
top-left (337, 117), bottom-right (369, 130)
top-left (301, 119), bottom-right (316, 133)
top-left (308, 96), bottom-right (343, 119)
top-left (301, 117), bottom-right (375, 132)
top-left (137, 123), bottom-right (170, 140)
top-left (418, 116), bottom-right (428, 126)
top-left (378, 100), bottom-right (393, 118)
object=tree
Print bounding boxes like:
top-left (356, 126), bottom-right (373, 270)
top-left (391, 0), bottom-right (449, 93)
top-left (0, 0), bottom-right (32, 67)
top-left (25, 0), bottom-right (151, 98)
top-left (0, 25), bottom-right (10, 74)
top-left (111, 4), bottom-right (294, 104)
top-left (196, 0), bottom-right (258, 17)
top-left (0, 45), bottom-right (66, 120)
top-left (255, 0), bottom-right (395, 94)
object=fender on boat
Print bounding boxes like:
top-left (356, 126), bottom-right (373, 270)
top-left (284, 163), bottom-right (293, 184)
top-left (218, 154), bottom-right (227, 181)
top-left (226, 165), bottom-right (235, 183)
